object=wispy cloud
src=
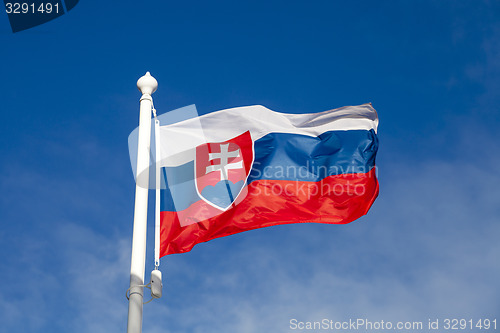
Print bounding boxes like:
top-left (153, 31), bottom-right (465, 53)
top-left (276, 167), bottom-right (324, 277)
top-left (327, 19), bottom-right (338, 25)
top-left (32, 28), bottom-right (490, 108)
top-left (1, 111), bottom-right (498, 332)
top-left (138, 136), bottom-right (500, 332)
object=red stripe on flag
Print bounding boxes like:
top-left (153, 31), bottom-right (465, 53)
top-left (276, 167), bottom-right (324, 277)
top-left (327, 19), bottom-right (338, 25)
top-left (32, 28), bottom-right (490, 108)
top-left (160, 168), bottom-right (379, 256)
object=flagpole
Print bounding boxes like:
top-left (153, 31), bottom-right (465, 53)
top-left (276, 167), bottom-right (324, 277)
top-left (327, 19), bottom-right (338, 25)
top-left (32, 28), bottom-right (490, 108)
top-left (127, 72), bottom-right (157, 333)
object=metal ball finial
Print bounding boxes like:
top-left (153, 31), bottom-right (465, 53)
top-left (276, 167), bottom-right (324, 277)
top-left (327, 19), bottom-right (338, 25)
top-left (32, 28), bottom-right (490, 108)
top-left (137, 71), bottom-right (158, 95)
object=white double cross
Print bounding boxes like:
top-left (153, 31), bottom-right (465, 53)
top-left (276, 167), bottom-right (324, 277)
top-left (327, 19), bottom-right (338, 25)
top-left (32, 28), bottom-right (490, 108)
top-left (206, 143), bottom-right (243, 180)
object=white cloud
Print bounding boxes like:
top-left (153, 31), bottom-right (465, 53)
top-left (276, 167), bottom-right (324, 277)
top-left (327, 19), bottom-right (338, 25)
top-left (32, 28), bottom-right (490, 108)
top-left (137, 140), bottom-right (500, 332)
top-left (1, 110), bottom-right (498, 333)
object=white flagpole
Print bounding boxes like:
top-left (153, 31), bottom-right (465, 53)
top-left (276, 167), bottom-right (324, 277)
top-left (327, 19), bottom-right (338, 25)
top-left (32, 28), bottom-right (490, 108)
top-left (127, 72), bottom-right (158, 333)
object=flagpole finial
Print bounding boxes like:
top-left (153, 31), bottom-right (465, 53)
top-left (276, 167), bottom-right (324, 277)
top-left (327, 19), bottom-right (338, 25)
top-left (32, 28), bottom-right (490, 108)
top-left (137, 71), bottom-right (158, 95)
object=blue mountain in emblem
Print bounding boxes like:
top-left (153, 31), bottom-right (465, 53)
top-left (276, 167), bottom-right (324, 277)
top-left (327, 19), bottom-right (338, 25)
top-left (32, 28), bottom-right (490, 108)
top-left (200, 180), bottom-right (245, 210)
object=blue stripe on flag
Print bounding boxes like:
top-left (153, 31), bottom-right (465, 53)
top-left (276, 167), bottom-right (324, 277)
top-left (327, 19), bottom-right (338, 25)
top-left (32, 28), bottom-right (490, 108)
top-left (161, 129), bottom-right (377, 212)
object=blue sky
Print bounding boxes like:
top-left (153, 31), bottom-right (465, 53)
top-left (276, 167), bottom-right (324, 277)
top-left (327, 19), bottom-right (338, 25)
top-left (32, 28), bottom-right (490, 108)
top-left (1, 1), bottom-right (499, 332)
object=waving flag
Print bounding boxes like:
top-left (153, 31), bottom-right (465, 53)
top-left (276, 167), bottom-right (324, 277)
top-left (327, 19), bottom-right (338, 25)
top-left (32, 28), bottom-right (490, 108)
top-left (157, 104), bottom-right (379, 256)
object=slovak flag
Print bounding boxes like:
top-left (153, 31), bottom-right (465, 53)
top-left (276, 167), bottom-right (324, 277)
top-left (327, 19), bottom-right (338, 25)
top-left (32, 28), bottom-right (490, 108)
top-left (157, 104), bottom-right (379, 256)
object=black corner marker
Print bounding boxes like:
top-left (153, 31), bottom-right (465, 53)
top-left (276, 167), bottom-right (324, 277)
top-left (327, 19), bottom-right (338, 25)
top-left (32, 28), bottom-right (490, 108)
top-left (4, 0), bottom-right (79, 33)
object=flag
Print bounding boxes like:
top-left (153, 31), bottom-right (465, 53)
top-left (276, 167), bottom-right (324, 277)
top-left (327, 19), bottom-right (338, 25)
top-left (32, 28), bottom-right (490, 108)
top-left (157, 103), bottom-right (379, 256)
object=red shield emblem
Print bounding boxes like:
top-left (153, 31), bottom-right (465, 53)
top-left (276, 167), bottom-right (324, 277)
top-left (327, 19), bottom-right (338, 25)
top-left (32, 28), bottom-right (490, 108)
top-left (195, 131), bottom-right (254, 211)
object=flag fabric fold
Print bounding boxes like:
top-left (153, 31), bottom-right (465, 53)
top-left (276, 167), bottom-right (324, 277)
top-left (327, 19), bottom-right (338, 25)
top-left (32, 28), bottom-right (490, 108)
top-left (158, 104), bottom-right (379, 256)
